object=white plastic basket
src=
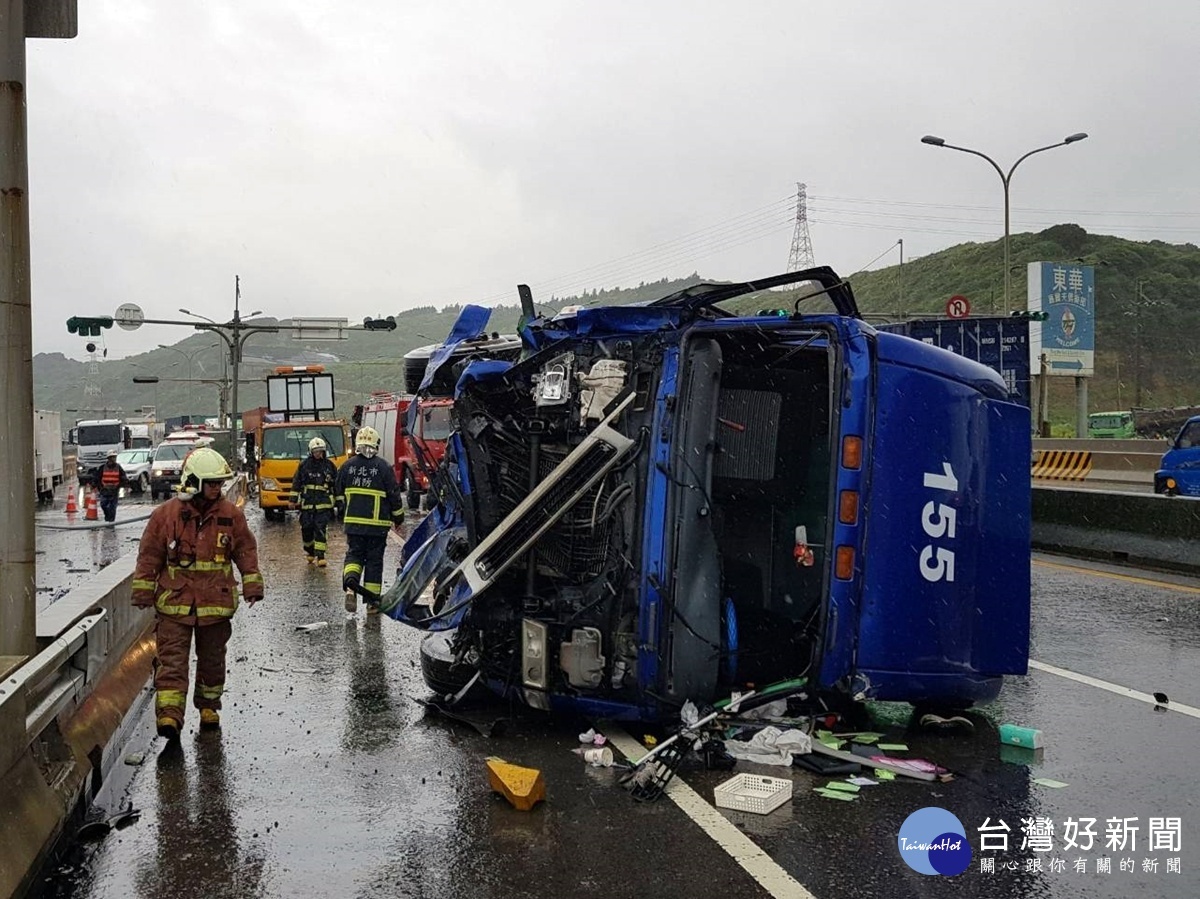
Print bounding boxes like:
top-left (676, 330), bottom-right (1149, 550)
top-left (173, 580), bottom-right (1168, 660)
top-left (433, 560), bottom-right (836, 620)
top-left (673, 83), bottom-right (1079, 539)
top-left (713, 773), bottom-right (793, 815)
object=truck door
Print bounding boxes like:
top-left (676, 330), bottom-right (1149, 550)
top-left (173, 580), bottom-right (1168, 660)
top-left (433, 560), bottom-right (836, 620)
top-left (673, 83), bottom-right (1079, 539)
top-left (852, 337), bottom-right (1031, 702)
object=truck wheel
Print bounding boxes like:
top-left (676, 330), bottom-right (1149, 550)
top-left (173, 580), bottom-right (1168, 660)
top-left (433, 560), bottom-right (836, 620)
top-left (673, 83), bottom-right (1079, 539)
top-left (419, 631), bottom-right (484, 700)
top-left (403, 470), bottom-right (421, 511)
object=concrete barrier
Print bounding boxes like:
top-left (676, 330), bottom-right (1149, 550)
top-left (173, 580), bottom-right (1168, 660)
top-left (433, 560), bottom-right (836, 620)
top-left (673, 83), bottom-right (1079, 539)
top-left (1032, 439), bottom-right (1167, 490)
top-left (0, 553), bottom-right (152, 899)
top-left (1033, 485), bottom-right (1200, 573)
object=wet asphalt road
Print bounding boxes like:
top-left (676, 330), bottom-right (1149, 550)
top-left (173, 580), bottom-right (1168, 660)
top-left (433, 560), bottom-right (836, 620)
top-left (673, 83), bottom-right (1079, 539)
top-left (29, 501), bottom-right (1200, 899)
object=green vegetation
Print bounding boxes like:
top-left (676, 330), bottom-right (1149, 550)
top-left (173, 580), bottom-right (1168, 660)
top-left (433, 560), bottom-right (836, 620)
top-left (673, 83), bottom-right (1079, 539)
top-left (36, 226), bottom-right (1200, 433)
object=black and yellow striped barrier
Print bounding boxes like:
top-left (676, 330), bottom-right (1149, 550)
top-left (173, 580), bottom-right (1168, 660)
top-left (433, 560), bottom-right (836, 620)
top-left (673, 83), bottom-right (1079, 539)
top-left (1032, 450), bottom-right (1092, 481)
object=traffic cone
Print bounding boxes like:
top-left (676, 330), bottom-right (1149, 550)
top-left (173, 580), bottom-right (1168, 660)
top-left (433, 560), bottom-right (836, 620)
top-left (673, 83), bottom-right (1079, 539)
top-left (84, 489), bottom-right (99, 521)
top-left (65, 487), bottom-right (78, 516)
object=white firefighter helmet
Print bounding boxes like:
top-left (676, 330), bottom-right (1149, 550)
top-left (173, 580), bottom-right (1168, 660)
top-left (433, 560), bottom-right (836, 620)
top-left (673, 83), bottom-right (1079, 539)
top-left (355, 426), bottom-right (380, 457)
top-left (309, 437), bottom-right (328, 453)
top-left (178, 446), bottom-right (233, 498)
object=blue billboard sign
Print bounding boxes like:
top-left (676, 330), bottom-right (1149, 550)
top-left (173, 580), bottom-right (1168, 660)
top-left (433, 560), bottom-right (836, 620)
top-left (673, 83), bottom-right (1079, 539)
top-left (1027, 262), bottom-right (1095, 376)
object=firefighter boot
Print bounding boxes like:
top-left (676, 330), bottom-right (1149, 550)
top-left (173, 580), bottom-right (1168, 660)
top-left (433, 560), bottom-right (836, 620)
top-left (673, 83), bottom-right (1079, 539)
top-left (156, 717), bottom-right (181, 741)
top-left (316, 555), bottom-right (327, 568)
top-left (200, 709), bottom-right (221, 730)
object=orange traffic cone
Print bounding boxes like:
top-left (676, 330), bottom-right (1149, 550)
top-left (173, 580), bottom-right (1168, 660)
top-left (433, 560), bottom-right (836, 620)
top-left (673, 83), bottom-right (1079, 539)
top-left (65, 487), bottom-right (78, 516)
top-left (84, 489), bottom-right (99, 521)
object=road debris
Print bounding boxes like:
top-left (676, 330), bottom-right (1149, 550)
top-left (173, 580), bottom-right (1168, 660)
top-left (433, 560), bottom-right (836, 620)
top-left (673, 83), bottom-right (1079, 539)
top-left (486, 758), bottom-right (545, 810)
top-left (998, 723), bottom-right (1043, 749)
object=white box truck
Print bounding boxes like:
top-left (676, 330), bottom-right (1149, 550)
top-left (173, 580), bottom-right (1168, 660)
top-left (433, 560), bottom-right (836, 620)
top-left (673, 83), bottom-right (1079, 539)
top-left (34, 409), bottom-right (64, 503)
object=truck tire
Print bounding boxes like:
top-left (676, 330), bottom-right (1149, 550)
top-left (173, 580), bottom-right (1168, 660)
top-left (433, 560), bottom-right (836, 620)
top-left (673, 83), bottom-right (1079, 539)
top-left (403, 469), bottom-right (421, 511)
top-left (419, 631), bottom-right (484, 700)
top-left (136, 473), bottom-right (150, 494)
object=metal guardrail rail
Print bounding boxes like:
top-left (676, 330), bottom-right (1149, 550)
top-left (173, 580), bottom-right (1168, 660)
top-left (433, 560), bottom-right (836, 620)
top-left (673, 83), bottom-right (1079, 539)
top-left (0, 611), bottom-right (107, 754)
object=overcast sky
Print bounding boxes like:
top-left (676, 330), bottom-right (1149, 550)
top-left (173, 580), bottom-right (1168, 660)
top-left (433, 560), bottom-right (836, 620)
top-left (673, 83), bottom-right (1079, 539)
top-left (26, 0), bottom-right (1200, 358)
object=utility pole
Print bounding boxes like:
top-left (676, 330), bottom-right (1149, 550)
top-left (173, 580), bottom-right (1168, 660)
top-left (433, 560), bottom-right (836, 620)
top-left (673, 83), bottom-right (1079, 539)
top-left (1127, 280), bottom-right (1161, 409)
top-left (1, 1), bottom-right (78, 659)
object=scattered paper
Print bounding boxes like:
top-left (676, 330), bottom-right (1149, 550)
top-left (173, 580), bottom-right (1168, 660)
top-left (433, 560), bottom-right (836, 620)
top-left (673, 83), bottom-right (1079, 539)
top-left (848, 777), bottom-right (878, 786)
top-left (1033, 777), bottom-right (1069, 789)
top-left (870, 756), bottom-right (948, 776)
top-left (877, 743), bottom-right (909, 752)
top-left (874, 769), bottom-right (897, 781)
top-left (813, 788), bottom-right (857, 801)
top-left (295, 621), bottom-right (329, 632)
top-left (123, 752), bottom-right (145, 767)
top-left (824, 781), bottom-right (860, 793)
top-left (851, 734), bottom-right (880, 745)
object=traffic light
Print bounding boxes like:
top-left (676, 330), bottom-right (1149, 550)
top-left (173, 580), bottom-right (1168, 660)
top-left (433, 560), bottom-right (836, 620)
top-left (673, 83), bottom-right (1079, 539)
top-left (363, 315), bottom-right (397, 331)
top-left (66, 315), bottom-right (114, 336)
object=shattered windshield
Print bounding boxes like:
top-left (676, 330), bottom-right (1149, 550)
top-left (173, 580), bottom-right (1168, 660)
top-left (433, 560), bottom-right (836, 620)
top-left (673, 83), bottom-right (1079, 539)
top-left (421, 406), bottom-right (453, 441)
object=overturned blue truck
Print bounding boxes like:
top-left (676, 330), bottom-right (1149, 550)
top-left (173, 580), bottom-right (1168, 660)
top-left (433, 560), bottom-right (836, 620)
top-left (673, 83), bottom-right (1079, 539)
top-left (379, 268), bottom-right (1032, 722)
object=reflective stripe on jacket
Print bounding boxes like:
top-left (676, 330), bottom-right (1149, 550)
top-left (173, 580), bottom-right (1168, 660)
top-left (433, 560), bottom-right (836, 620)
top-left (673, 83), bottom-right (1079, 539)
top-left (132, 496), bottom-right (264, 624)
top-left (96, 462), bottom-right (125, 496)
top-left (295, 455), bottom-right (338, 512)
top-left (334, 455), bottom-right (405, 535)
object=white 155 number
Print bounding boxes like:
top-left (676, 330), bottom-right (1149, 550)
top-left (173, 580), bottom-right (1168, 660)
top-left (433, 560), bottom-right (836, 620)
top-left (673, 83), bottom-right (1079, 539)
top-left (919, 462), bottom-right (958, 583)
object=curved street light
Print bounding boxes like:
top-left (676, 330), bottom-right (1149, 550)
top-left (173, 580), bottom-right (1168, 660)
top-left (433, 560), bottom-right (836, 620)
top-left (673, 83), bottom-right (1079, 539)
top-left (921, 132), bottom-right (1089, 313)
top-left (157, 341), bottom-right (219, 381)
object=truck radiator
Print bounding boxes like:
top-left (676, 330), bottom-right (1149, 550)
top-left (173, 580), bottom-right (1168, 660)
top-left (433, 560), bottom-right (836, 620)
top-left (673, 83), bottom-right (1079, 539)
top-left (453, 395), bottom-right (635, 598)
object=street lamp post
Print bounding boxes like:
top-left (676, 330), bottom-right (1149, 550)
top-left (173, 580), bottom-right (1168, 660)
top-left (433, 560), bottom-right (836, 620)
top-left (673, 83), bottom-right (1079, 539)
top-left (157, 342), bottom-right (218, 381)
top-left (921, 132), bottom-right (1088, 314)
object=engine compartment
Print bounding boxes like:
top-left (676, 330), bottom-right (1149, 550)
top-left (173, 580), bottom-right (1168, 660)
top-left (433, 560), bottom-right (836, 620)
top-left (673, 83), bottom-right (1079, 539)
top-left (445, 322), bottom-right (838, 712)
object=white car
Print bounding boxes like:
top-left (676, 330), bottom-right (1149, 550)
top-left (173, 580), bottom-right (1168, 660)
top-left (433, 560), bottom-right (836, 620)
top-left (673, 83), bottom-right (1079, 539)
top-left (116, 448), bottom-right (152, 494)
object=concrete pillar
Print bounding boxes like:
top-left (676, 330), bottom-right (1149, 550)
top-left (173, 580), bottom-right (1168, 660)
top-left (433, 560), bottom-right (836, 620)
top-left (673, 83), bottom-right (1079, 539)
top-left (0, 0), bottom-right (36, 658)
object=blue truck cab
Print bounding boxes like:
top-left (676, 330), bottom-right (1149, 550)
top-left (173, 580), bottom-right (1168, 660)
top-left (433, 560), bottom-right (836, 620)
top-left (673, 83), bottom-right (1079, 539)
top-left (1155, 416), bottom-right (1200, 497)
top-left (382, 267), bottom-right (1032, 721)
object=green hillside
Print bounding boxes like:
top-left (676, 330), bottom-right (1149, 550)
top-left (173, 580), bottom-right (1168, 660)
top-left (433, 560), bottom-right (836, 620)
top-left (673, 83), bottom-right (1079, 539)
top-left (849, 224), bottom-right (1200, 419)
top-left (35, 226), bottom-right (1200, 433)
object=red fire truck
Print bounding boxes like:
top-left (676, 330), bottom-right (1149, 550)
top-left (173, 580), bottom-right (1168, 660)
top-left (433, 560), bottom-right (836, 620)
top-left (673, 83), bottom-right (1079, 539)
top-left (358, 392), bottom-right (453, 510)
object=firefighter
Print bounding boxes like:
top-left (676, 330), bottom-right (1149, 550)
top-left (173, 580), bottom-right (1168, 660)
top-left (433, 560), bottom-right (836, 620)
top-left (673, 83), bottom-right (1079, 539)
top-left (295, 436), bottom-right (338, 566)
top-left (334, 425), bottom-right (404, 614)
top-left (132, 447), bottom-right (264, 740)
top-left (92, 451), bottom-right (129, 522)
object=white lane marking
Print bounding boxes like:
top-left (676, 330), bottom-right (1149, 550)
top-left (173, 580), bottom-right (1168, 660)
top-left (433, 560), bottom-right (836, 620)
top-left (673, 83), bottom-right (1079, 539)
top-left (607, 730), bottom-right (816, 899)
top-left (1029, 659), bottom-right (1200, 720)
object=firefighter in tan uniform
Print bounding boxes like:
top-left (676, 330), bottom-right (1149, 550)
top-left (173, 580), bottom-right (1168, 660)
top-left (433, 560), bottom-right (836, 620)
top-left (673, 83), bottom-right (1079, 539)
top-left (132, 447), bottom-right (264, 740)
